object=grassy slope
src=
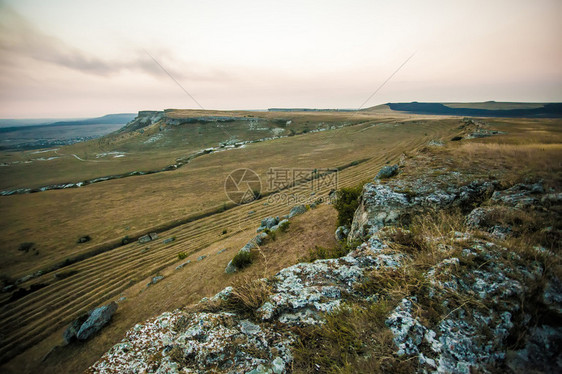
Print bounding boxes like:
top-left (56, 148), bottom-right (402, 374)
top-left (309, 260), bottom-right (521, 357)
top-left (4, 112), bottom-right (559, 373)
top-left (443, 102), bottom-right (546, 110)
top-left (0, 114), bottom-right (455, 279)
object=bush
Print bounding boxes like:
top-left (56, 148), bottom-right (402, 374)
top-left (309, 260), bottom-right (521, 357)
top-left (18, 242), bottom-right (35, 252)
top-left (263, 228), bottom-right (277, 241)
top-left (333, 186), bottom-right (363, 227)
top-left (231, 250), bottom-right (256, 270)
top-left (279, 220), bottom-right (291, 232)
top-left (222, 229), bottom-right (228, 235)
top-left (177, 252), bottom-right (188, 260)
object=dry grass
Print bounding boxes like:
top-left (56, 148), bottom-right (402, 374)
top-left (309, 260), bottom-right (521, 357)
top-left (216, 276), bottom-right (273, 318)
top-left (291, 301), bottom-right (415, 374)
top-left (0, 204), bottom-right (338, 374)
top-left (0, 113), bottom-right (453, 279)
top-left (2, 114), bottom-right (559, 373)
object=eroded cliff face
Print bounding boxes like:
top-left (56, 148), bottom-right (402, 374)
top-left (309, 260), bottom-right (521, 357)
top-left (88, 156), bottom-right (561, 374)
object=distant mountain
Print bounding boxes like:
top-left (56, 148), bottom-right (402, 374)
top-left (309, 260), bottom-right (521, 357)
top-left (0, 113), bottom-right (136, 133)
top-left (42, 113), bottom-right (137, 127)
top-left (376, 102), bottom-right (562, 118)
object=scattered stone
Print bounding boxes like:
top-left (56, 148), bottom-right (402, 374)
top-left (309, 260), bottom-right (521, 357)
top-left (289, 205), bottom-right (307, 218)
top-left (77, 235), bottom-right (91, 243)
top-left (197, 255), bottom-right (207, 261)
top-left (138, 235), bottom-right (151, 244)
top-left (217, 248), bottom-right (226, 254)
top-left (225, 260), bottom-right (237, 274)
top-left (162, 237), bottom-right (175, 244)
top-left (147, 276), bottom-right (164, 286)
top-left (90, 158), bottom-right (561, 374)
top-left (257, 216), bottom-right (279, 232)
top-left (175, 260), bottom-right (191, 270)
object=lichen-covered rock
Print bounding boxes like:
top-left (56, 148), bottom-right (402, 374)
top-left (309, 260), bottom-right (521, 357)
top-left (491, 182), bottom-right (544, 208)
top-left (255, 237), bottom-right (403, 324)
top-left (90, 160), bottom-right (560, 374)
top-left (348, 175), bottom-right (496, 242)
top-left (506, 326), bottom-right (562, 373)
top-left (385, 238), bottom-right (548, 374)
top-left (88, 311), bottom-right (294, 373)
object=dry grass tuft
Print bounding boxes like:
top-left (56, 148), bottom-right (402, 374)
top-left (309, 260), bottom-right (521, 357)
top-left (221, 276), bottom-right (273, 318)
top-left (291, 301), bottom-right (415, 374)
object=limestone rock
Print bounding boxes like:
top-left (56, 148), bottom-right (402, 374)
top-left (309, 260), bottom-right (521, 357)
top-left (76, 302), bottom-right (118, 341)
top-left (375, 164), bottom-right (398, 179)
top-left (289, 205), bottom-right (307, 218)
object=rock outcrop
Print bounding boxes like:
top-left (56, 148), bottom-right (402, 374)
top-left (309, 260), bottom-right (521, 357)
top-left (89, 161), bottom-right (561, 373)
top-left (348, 171), bottom-right (496, 242)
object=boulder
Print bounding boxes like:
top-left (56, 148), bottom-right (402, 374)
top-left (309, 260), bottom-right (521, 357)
top-left (138, 235), bottom-right (151, 244)
top-left (63, 312), bottom-right (89, 344)
top-left (225, 260), bottom-right (237, 274)
top-left (289, 205), bottom-right (307, 218)
top-left (257, 216), bottom-right (279, 232)
top-left (76, 301), bottom-right (118, 341)
top-left (375, 164), bottom-right (398, 179)
top-left (348, 178), bottom-right (496, 242)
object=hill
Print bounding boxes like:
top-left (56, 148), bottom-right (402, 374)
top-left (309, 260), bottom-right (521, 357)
top-left (364, 101), bottom-right (562, 118)
top-left (0, 109), bottom-right (559, 373)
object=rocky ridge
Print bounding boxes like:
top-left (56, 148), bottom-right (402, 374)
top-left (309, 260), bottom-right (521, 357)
top-left (88, 157), bottom-right (561, 373)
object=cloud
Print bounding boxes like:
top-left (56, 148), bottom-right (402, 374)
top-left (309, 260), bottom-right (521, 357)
top-left (0, 5), bottom-right (228, 82)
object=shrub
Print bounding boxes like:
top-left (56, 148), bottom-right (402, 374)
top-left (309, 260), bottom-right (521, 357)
top-left (333, 185), bottom-right (363, 227)
top-left (231, 250), bottom-right (256, 270)
top-left (222, 229), bottom-right (228, 235)
top-left (177, 252), bottom-right (188, 260)
top-left (77, 235), bottom-right (91, 244)
top-left (279, 220), bottom-right (291, 232)
top-left (18, 242), bottom-right (35, 252)
top-left (121, 236), bottom-right (130, 245)
top-left (263, 228), bottom-right (277, 241)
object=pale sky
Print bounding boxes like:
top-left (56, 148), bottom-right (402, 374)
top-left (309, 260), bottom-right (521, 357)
top-left (0, 0), bottom-right (560, 118)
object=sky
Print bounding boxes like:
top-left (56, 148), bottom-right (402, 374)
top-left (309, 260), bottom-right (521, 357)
top-left (0, 0), bottom-right (561, 118)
